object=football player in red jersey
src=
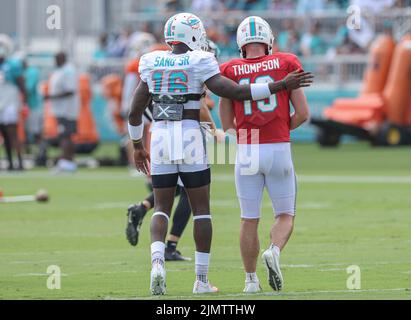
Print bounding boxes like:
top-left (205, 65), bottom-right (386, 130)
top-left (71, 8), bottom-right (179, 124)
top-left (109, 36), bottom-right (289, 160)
top-left (219, 16), bottom-right (312, 293)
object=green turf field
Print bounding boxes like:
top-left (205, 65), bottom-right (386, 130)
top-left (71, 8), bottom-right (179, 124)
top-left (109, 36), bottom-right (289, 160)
top-left (1, 143), bottom-right (411, 300)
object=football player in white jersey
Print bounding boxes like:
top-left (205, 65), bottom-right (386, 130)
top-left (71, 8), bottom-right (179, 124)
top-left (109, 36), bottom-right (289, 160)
top-left (128, 13), bottom-right (313, 295)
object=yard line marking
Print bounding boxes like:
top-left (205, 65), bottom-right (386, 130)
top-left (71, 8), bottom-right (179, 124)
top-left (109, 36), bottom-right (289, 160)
top-left (10, 260), bottom-right (60, 264)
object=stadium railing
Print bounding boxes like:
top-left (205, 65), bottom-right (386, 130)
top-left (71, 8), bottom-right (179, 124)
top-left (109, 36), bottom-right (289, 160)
top-left (80, 55), bottom-right (366, 86)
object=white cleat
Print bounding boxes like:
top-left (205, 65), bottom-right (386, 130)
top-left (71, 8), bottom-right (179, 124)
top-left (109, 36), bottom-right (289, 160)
top-left (150, 263), bottom-right (166, 295)
top-left (243, 280), bottom-right (262, 293)
top-left (262, 249), bottom-right (283, 291)
top-left (193, 280), bottom-right (219, 294)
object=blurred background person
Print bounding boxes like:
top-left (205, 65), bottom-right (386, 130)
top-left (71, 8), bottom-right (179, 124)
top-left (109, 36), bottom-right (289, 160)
top-left (44, 52), bottom-right (79, 173)
top-left (93, 33), bottom-right (109, 60)
top-left (297, 0), bottom-right (326, 13)
top-left (106, 27), bottom-right (133, 58)
top-left (126, 25), bottom-right (157, 59)
top-left (22, 58), bottom-right (42, 160)
top-left (0, 34), bottom-right (26, 171)
top-left (191, 0), bottom-right (224, 12)
top-left (300, 21), bottom-right (328, 57)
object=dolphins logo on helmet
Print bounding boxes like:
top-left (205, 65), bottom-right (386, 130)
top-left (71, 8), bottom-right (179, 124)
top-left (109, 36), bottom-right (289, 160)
top-left (181, 15), bottom-right (201, 30)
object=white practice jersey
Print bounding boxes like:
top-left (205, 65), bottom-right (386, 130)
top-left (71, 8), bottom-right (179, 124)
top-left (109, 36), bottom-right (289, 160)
top-left (138, 50), bottom-right (220, 109)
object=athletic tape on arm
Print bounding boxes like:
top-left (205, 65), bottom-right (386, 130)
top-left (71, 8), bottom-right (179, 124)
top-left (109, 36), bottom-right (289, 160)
top-left (250, 83), bottom-right (271, 101)
top-left (128, 122), bottom-right (144, 141)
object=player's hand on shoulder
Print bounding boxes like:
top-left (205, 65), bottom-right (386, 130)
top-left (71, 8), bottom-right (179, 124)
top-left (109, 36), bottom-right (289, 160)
top-left (283, 70), bottom-right (314, 90)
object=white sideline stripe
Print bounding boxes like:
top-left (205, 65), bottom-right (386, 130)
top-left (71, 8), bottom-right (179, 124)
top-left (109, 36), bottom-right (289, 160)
top-left (283, 261), bottom-right (411, 268)
top-left (211, 199), bottom-right (330, 210)
top-left (14, 273), bottom-right (68, 277)
top-left (104, 288), bottom-right (409, 300)
top-left (13, 269), bottom-right (190, 277)
top-left (318, 268), bottom-right (347, 272)
top-left (214, 174), bottom-right (411, 184)
top-left (12, 261), bottom-right (409, 277)
top-left (2, 172), bottom-right (411, 184)
top-left (4, 254), bottom-right (411, 268)
top-left (94, 200), bottom-right (330, 210)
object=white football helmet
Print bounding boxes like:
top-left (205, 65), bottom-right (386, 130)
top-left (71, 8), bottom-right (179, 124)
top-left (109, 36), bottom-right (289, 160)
top-left (164, 13), bottom-right (207, 51)
top-left (236, 16), bottom-right (274, 57)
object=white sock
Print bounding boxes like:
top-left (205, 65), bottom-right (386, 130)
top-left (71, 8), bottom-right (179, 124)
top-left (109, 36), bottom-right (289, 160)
top-left (195, 251), bottom-right (210, 283)
top-left (270, 244), bottom-right (281, 257)
top-left (151, 241), bottom-right (165, 266)
top-left (245, 272), bottom-right (258, 282)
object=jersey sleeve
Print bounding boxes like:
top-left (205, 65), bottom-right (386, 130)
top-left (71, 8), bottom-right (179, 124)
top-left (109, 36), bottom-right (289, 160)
top-left (138, 54), bottom-right (150, 83)
top-left (286, 54), bottom-right (303, 72)
top-left (196, 52), bottom-right (220, 83)
top-left (219, 62), bottom-right (229, 78)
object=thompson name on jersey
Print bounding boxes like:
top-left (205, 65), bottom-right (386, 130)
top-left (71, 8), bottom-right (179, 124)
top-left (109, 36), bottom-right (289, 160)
top-left (220, 52), bottom-right (302, 144)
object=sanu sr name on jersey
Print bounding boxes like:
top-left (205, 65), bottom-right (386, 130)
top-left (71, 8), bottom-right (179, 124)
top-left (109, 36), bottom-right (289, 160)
top-left (138, 50), bottom-right (220, 98)
top-left (153, 55), bottom-right (190, 68)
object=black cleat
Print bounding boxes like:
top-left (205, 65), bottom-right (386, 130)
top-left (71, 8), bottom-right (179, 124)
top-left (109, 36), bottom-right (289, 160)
top-left (125, 204), bottom-right (146, 246)
top-left (165, 248), bottom-right (191, 261)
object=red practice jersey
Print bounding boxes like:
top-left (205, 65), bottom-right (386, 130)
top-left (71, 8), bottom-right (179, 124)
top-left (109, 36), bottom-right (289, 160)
top-left (220, 52), bottom-right (302, 144)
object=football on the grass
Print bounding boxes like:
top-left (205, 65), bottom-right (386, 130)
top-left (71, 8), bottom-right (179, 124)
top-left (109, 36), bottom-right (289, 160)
top-left (36, 189), bottom-right (49, 202)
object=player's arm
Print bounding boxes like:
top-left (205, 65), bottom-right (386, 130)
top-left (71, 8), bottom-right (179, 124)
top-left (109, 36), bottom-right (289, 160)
top-left (219, 97), bottom-right (236, 132)
top-left (290, 88), bottom-right (310, 130)
top-left (200, 99), bottom-right (226, 142)
top-left (200, 99), bottom-right (216, 130)
top-left (128, 80), bottom-right (151, 174)
top-left (205, 70), bottom-right (313, 101)
top-left (129, 80), bottom-right (151, 126)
